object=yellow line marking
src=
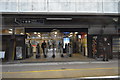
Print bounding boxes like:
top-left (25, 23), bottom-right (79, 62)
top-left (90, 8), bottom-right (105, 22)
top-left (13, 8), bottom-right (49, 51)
top-left (2, 67), bottom-right (118, 74)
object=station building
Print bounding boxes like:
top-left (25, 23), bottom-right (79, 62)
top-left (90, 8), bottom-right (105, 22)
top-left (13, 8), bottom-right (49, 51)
top-left (0, 0), bottom-right (120, 61)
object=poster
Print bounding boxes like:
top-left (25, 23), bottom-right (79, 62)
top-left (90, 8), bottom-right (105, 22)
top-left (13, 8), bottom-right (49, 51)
top-left (16, 47), bottom-right (22, 59)
top-left (0, 51), bottom-right (5, 59)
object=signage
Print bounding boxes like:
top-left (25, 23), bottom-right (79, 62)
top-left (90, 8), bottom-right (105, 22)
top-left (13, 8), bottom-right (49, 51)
top-left (63, 38), bottom-right (70, 48)
top-left (0, 51), bottom-right (5, 59)
top-left (16, 47), bottom-right (22, 59)
top-left (15, 18), bottom-right (44, 24)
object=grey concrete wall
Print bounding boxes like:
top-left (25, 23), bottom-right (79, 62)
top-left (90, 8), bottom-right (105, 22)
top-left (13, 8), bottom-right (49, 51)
top-left (0, 0), bottom-right (119, 13)
top-left (88, 26), bottom-right (118, 34)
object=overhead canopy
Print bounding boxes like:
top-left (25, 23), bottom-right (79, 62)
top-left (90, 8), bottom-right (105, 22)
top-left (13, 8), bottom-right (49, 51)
top-left (2, 14), bottom-right (119, 28)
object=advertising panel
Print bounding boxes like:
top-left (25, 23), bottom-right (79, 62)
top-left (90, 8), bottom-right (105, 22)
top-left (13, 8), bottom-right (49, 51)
top-left (16, 47), bottom-right (22, 59)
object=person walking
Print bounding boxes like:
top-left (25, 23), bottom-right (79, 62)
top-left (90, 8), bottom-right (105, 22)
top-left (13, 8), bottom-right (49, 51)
top-left (103, 37), bottom-right (110, 61)
top-left (41, 40), bottom-right (47, 58)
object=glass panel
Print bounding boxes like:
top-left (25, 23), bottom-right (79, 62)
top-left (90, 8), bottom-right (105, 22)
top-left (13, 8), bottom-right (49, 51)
top-left (1, 29), bottom-right (13, 35)
top-left (15, 28), bottom-right (24, 35)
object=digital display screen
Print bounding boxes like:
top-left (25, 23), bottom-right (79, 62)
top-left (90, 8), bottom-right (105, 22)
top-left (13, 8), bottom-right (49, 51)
top-left (63, 32), bottom-right (70, 34)
top-left (63, 38), bottom-right (70, 48)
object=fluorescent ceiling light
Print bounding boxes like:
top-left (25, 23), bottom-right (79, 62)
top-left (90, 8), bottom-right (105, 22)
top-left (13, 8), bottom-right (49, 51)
top-left (75, 32), bottom-right (78, 34)
top-left (78, 35), bottom-right (81, 38)
top-left (54, 32), bottom-right (57, 34)
top-left (38, 33), bottom-right (40, 34)
top-left (9, 29), bottom-right (12, 31)
top-left (46, 18), bottom-right (72, 20)
top-left (8, 31), bottom-right (12, 34)
top-left (20, 33), bottom-right (24, 35)
top-left (34, 32), bottom-right (37, 34)
top-left (38, 35), bottom-right (41, 37)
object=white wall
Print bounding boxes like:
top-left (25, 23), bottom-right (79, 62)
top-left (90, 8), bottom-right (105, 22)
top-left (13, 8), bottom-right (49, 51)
top-left (0, 0), bottom-right (120, 13)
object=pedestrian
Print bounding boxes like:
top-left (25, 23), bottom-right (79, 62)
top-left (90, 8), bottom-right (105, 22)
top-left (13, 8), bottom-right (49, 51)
top-left (41, 40), bottom-right (47, 58)
top-left (103, 37), bottom-right (110, 61)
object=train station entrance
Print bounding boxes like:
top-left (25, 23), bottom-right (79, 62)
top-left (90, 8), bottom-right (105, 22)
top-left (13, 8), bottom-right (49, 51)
top-left (1, 14), bottom-right (119, 62)
top-left (1, 27), bottom-right (91, 62)
top-left (21, 28), bottom-right (89, 62)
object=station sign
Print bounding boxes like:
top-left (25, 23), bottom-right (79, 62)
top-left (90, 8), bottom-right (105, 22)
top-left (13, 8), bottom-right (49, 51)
top-left (15, 18), bottom-right (44, 24)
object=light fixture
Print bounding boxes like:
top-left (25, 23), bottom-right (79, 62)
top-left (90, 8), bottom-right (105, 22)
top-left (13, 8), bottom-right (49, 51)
top-left (113, 18), bottom-right (118, 22)
top-left (85, 34), bottom-right (87, 37)
top-left (46, 18), bottom-right (72, 20)
top-left (70, 32), bottom-right (73, 35)
top-left (8, 31), bottom-right (12, 34)
top-left (78, 35), bottom-right (81, 38)
top-left (38, 33), bottom-right (40, 34)
top-left (69, 35), bottom-right (73, 37)
top-left (20, 33), bottom-right (24, 35)
top-left (75, 32), bottom-right (78, 34)
top-left (38, 35), bottom-right (41, 37)
top-left (54, 32), bottom-right (57, 35)
top-left (9, 29), bottom-right (12, 31)
top-left (34, 32), bottom-right (37, 34)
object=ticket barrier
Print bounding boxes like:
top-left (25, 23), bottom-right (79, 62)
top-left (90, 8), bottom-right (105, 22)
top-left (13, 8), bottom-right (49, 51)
top-left (62, 44), bottom-right (73, 57)
top-left (36, 44), bottom-right (40, 58)
top-left (26, 43), bottom-right (33, 58)
top-left (60, 48), bottom-right (64, 57)
top-left (30, 44), bottom-right (33, 57)
top-left (68, 46), bottom-right (72, 57)
top-left (42, 48), bottom-right (47, 58)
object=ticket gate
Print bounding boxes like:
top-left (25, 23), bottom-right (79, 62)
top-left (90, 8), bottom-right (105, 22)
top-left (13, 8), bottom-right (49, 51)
top-left (36, 44), bottom-right (40, 58)
top-left (25, 43), bottom-right (33, 58)
top-left (61, 43), bottom-right (73, 57)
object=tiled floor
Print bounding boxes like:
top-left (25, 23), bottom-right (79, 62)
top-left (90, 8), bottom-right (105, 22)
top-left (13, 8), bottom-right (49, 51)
top-left (18, 52), bottom-right (94, 63)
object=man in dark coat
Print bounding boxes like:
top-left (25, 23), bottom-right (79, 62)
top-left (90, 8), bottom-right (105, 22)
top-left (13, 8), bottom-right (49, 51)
top-left (41, 40), bottom-right (47, 58)
top-left (103, 37), bottom-right (110, 61)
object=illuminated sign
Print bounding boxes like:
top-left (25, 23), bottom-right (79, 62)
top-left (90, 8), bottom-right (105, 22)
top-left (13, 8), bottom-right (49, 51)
top-left (63, 38), bottom-right (70, 48)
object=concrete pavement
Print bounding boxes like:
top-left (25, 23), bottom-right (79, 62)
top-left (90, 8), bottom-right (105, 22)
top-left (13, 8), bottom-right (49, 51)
top-left (1, 60), bottom-right (119, 79)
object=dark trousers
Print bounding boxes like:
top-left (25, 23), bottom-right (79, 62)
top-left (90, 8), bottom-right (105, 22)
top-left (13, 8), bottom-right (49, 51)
top-left (42, 48), bottom-right (46, 57)
top-left (103, 52), bottom-right (109, 61)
